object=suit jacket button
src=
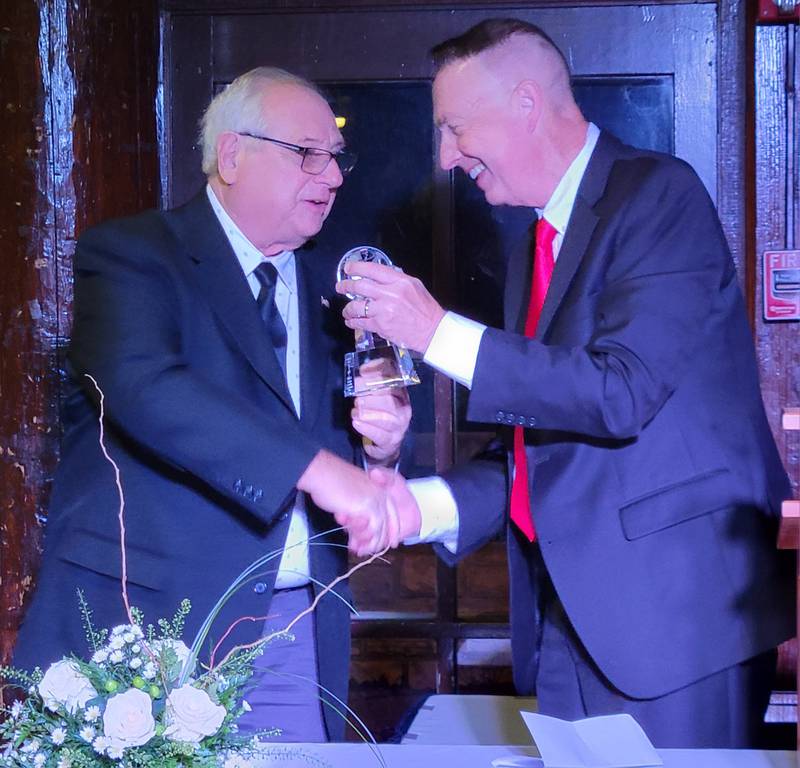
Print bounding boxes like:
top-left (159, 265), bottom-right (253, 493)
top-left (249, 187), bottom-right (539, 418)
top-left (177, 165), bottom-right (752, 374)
top-left (517, 416), bottom-right (526, 426)
top-left (528, 417), bottom-right (537, 427)
top-left (505, 414), bottom-right (515, 425)
top-left (253, 582), bottom-right (267, 594)
top-left (496, 411), bottom-right (505, 423)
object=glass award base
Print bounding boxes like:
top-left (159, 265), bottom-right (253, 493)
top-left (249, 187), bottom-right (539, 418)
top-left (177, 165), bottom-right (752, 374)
top-left (344, 344), bottom-right (420, 397)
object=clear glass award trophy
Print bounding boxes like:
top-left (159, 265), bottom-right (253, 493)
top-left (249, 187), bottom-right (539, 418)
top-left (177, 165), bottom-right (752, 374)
top-left (337, 246), bottom-right (421, 397)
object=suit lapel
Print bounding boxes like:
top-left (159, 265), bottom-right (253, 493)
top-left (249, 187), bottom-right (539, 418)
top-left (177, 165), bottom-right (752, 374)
top-left (535, 131), bottom-right (620, 339)
top-left (295, 249), bottom-right (331, 429)
top-left (536, 197), bottom-right (598, 338)
top-left (170, 192), bottom-right (295, 413)
top-left (504, 224), bottom-right (536, 333)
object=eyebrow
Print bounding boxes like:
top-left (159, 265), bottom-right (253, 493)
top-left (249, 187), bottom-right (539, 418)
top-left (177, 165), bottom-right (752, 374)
top-left (298, 136), bottom-right (346, 150)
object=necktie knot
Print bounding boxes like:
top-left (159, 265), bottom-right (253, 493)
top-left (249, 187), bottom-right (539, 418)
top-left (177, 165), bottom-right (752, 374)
top-left (535, 217), bottom-right (558, 260)
top-left (254, 261), bottom-right (280, 299)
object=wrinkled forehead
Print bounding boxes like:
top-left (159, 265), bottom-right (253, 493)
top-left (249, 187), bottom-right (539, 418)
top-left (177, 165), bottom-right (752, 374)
top-left (260, 83), bottom-right (343, 145)
top-left (433, 56), bottom-right (503, 125)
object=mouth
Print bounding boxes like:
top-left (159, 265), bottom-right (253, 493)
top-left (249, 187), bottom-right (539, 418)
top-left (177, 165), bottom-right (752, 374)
top-left (468, 162), bottom-right (486, 181)
top-left (305, 198), bottom-right (331, 210)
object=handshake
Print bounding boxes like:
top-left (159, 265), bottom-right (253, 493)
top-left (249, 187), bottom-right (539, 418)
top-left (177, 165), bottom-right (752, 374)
top-left (297, 384), bottom-right (421, 556)
top-left (298, 451), bottom-right (422, 556)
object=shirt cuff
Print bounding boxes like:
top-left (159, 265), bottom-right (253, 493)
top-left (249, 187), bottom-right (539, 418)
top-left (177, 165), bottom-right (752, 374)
top-left (404, 476), bottom-right (459, 554)
top-left (423, 311), bottom-right (487, 390)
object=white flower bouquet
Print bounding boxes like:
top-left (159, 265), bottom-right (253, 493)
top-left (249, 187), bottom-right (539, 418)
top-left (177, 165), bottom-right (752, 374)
top-left (0, 596), bottom-right (275, 767)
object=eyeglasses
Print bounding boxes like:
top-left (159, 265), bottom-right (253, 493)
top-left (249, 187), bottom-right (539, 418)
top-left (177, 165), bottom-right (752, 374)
top-left (237, 132), bottom-right (357, 177)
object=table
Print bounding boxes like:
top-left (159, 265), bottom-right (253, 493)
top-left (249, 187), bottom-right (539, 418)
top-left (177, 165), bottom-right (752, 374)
top-left (251, 743), bottom-right (796, 767)
top-left (401, 694), bottom-right (538, 745)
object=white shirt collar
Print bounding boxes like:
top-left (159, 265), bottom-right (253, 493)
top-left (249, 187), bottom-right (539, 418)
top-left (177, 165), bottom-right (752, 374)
top-left (536, 122), bottom-right (600, 234)
top-left (205, 184), bottom-right (295, 291)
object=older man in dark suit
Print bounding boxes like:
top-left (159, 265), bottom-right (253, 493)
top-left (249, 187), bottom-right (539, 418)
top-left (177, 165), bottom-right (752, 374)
top-left (339, 19), bottom-right (793, 748)
top-left (13, 67), bottom-right (410, 742)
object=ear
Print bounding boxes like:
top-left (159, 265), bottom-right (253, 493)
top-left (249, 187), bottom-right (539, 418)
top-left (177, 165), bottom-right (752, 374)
top-left (512, 80), bottom-right (542, 133)
top-left (216, 131), bottom-right (242, 184)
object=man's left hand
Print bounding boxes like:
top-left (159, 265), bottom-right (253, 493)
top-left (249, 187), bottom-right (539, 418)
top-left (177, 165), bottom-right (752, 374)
top-left (352, 385), bottom-right (412, 465)
top-left (337, 262), bottom-right (445, 355)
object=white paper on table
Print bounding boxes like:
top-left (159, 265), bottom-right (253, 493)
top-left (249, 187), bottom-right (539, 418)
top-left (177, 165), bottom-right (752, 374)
top-left (520, 712), bottom-right (663, 768)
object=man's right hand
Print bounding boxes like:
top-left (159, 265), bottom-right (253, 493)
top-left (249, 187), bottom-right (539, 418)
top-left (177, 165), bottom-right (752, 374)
top-left (297, 450), bottom-right (400, 556)
top-left (368, 467), bottom-right (422, 545)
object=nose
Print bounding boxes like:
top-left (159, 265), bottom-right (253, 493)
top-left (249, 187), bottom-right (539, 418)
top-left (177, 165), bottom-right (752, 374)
top-left (322, 155), bottom-right (344, 188)
top-left (438, 132), bottom-right (462, 171)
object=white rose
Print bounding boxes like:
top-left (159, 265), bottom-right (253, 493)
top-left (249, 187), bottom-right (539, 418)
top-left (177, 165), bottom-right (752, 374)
top-left (38, 660), bottom-right (97, 714)
top-left (164, 685), bottom-right (226, 744)
top-left (102, 688), bottom-right (156, 750)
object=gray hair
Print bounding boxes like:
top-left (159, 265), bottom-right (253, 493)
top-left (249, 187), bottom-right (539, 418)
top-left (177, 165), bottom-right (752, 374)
top-left (198, 67), bottom-right (322, 177)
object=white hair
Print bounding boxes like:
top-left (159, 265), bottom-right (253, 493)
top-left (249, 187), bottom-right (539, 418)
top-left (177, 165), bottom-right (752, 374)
top-left (198, 67), bottom-right (323, 177)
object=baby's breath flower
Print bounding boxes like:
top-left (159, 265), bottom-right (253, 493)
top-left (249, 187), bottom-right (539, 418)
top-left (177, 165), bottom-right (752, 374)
top-left (106, 743), bottom-right (124, 759)
top-left (142, 662), bottom-right (157, 680)
top-left (84, 705), bottom-right (101, 722)
top-left (20, 739), bottom-right (40, 753)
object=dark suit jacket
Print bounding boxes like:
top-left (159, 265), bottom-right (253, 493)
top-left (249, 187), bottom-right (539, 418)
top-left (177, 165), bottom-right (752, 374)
top-left (442, 132), bottom-right (794, 699)
top-left (13, 191), bottom-right (357, 740)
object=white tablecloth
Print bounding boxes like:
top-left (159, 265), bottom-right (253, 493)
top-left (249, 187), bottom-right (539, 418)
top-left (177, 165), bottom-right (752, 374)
top-left (251, 743), bottom-right (796, 768)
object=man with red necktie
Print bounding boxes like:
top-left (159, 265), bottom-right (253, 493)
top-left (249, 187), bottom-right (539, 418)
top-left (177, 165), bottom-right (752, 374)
top-left (338, 18), bottom-right (793, 748)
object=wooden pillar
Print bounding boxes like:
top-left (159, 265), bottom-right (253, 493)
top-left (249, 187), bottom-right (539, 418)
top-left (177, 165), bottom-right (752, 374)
top-left (0, 0), bottom-right (159, 666)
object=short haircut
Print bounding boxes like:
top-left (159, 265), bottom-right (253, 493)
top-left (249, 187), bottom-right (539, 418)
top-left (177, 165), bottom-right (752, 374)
top-left (431, 18), bottom-right (570, 77)
top-left (198, 67), bottom-right (323, 177)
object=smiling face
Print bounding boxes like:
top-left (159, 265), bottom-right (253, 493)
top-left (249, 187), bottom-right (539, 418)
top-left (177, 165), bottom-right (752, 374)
top-left (433, 56), bottom-right (542, 208)
top-left (214, 82), bottom-right (345, 256)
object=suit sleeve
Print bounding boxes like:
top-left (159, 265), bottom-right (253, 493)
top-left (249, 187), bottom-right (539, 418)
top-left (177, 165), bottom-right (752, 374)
top-left (69, 221), bottom-right (321, 526)
top-left (468, 161), bottom-right (735, 440)
top-left (438, 441), bottom-right (509, 563)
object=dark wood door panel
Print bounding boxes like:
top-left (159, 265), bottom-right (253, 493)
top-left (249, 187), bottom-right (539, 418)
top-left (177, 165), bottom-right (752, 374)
top-left (166, 3), bottom-right (717, 207)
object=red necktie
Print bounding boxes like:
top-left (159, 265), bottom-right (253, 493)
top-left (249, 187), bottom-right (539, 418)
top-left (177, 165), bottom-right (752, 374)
top-left (509, 218), bottom-right (557, 541)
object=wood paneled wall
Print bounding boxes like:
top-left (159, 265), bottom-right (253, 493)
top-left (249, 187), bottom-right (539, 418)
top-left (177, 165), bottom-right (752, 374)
top-left (754, 22), bottom-right (799, 497)
top-left (0, 0), bottom-right (159, 665)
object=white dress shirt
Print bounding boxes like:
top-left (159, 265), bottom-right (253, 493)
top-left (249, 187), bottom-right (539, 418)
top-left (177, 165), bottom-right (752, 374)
top-left (207, 185), bottom-right (310, 588)
top-left (408, 123), bottom-right (601, 551)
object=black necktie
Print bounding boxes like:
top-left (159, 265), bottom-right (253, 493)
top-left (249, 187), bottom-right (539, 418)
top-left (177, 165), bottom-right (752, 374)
top-left (253, 262), bottom-right (288, 377)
